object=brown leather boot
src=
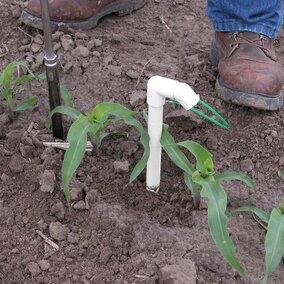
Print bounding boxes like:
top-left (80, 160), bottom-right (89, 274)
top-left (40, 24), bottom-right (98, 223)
top-left (210, 31), bottom-right (284, 110)
top-left (21, 0), bottom-right (147, 30)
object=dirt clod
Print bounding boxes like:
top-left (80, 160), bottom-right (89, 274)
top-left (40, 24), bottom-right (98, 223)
top-left (113, 160), bottom-right (130, 173)
top-left (50, 201), bottom-right (66, 220)
top-left (26, 262), bottom-right (41, 276)
top-left (158, 259), bottom-right (196, 284)
top-left (38, 259), bottom-right (51, 271)
top-left (39, 170), bottom-right (56, 193)
top-left (49, 221), bottom-right (70, 241)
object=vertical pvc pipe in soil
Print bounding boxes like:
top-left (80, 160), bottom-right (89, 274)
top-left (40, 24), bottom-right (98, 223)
top-left (146, 76), bottom-right (199, 192)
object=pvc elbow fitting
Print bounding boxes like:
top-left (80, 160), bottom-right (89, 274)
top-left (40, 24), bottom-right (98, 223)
top-left (147, 75), bottom-right (199, 109)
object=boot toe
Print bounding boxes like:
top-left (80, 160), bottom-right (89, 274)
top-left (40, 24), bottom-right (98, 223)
top-left (219, 60), bottom-right (284, 97)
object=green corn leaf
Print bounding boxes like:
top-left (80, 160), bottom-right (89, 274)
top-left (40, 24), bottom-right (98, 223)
top-left (228, 207), bottom-right (269, 224)
top-left (161, 125), bottom-right (196, 174)
top-left (0, 86), bottom-right (7, 100)
top-left (91, 102), bottom-right (136, 123)
top-left (62, 116), bottom-right (90, 206)
top-left (13, 73), bottom-right (37, 90)
top-left (194, 175), bottom-right (245, 276)
top-left (15, 96), bottom-right (38, 111)
top-left (2, 61), bottom-right (30, 95)
top-left (261, 208), bottom-right (284, 284)
top-left (45, 106), bottom-right (82, 129)
top-left (178, 141), bottom-right (214, 176)
top-left (184, 172), bottom-right (201, 208)
top-left (37, 73), bottom-right (46, 80)
top-left (123, 117), bottom-right (150, 183)
top-left (60, 85), bottom-right (73, 107)
top-left (161, 125), bottom-right (201, 200)
top-left (215, 172), bottom-right (256, 193)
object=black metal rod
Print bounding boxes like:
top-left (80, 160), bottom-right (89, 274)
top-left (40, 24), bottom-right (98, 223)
top-left (40, 0), bottom-right (64, 139)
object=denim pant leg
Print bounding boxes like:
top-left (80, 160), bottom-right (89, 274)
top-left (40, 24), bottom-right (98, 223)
top-left (207, 0), bottom-right (283, 38)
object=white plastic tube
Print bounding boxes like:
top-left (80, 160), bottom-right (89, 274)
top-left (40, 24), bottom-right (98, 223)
top-left (146, 76), bottom-right (199, 192)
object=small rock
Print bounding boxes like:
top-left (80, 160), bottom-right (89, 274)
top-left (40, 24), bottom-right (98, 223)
top-left (73, 200), bottom-right (86, 211)
top-left (35, 52), bottom-right (44, 65)
top-left (158, 259), bottom-right (196, 284)
top-left (11, 248), bottom-right (20, 254)
top-left (113, 160), bottom-right (130, 173)
top-left (103, 54), bottom-right (113, 65)
top-left (26, 262), bottom-right (41, 276)
top-left (108, 65), bottom-right (122, 77)
top-left (25, 54), bottom-right (34, 64)
top-left (39, 170), bottom-right (56, 193)
top-left (38, 219), bottom-right (48, 231)
top-left (72, 45), bottom-right (90, 58)
top-left (265, 135), bottom-right (273, 145)
top-left (279, 155), bottom-right (284, 166)
top-left (34, 34), bottom-right (44, 45)
top-left (70, 187), bottom-right (84, 202)
top-left (44, 243), bottom-right (56, 258)
top-left (8, 154), bottom-right (25, 173)
top-left (1, 173), bottom-right (13, 186)
top-left (38, 259), bottom-right (50, 271)
top-left (50, 201), bottom-right (66, 220)
top-left (99, 246), bottom-right (112, 264)
top-left (11, 5), bottom-right (21, 18)
top-left (271, 130), bottom-right (277, 137)
top-left (111, 34), bottom-right (125, 43)
top-left (240, 159), bottom-right (254, 172)
top-left (49, 221), bottom-right (70, 241)
top-left (126, 69), bottom-right (140, 79)
top-left (52, 31), bottom-right (64, 41)
top-left (87, 38), bottom-right (103, 50)
top-left (67, 232), bottom-right (80, 244)
top-left (85, 190), bottom-right (100, 210)
top-left (75, 32), bottom-right (89, 40)
top-left (61, 35), bottom-right (74, 51)
top-left (120, 141), bottom-right (139, 157)
top-left (129, 90), bottom-right (146, 107)
top-left (31, 43), bottom-right (41, 53)
top-left (206, 135), bottom-right (218, 150)
top-left (93, 38), bottom-right (102, 47)
top-left (54, 42), bottom-right (61, 51)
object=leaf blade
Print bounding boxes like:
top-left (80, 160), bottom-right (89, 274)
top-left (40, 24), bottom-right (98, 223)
top-left (178, 140), bottom-right (214, 175)
top-left (45, 106), bottom-right (82, 129)
top-left (14, 96), bottom-right (38, 111)
top-left (228, 207), bottom-right (269, 224)
top-left (195, 177), bottom-right (245, 276)
top-left (262, 209), bottom-right (284, 283)
top-left (92, 102), bottom-right (136, 123)
top-left (60, 85), bottom-right (73, 107)
top-left (122, 117), bottom-right (150, 183)
top-left (62, 116), bottom-right (90, 206)
top-left (215, 172), bottom-right (256, 193)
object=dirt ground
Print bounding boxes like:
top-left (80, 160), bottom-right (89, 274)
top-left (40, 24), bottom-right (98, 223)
top-left (1, 0), bottom-right (284, 283)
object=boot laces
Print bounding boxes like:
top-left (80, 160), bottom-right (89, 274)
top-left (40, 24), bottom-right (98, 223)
top-left (229, 32), bottom-right (275, 60)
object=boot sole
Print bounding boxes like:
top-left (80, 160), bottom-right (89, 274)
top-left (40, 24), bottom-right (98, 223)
top-left (210, 40), bottom-right (284, 110)
top-left (20, 0), bottom-right (147, 31)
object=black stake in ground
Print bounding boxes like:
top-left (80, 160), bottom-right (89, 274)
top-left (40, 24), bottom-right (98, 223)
top-left (40, 0), bottom-right (64, 139)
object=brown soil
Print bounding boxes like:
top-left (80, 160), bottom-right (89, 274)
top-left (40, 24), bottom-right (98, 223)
top-left (1, 1), bottom-right (284, 283)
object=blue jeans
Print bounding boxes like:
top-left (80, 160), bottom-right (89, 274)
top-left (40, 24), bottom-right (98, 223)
top-left (207, 0), bottom-right (283, 38)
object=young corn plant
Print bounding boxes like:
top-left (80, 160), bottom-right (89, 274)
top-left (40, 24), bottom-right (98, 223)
top-left (161, 123), bottom-right (256, 277)
top-left (46, 103), bottom-right (149, 207)
top-left (229, 200), bottom-right (284, 283)
top-left (0, 61), bottom-right (44, 120)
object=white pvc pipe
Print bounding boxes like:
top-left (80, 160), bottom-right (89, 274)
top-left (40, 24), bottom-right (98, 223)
top-left (146, 76), bottom-right (200, 193)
